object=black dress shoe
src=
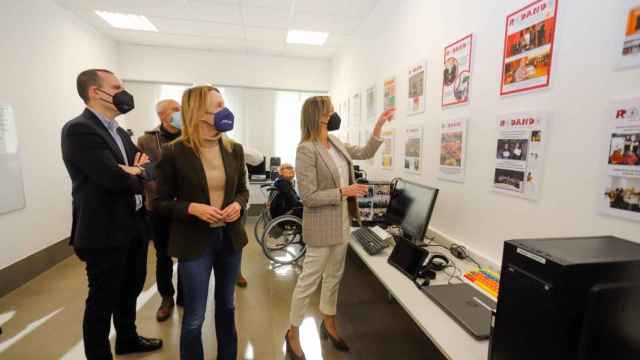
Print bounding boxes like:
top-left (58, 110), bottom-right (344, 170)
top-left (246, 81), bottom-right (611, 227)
top-left (115, 336), bottom-right (163, 355)
top-left (320, 321), bottom-right (350, 352)
top-left (284, 332), bottom-right (306, 360)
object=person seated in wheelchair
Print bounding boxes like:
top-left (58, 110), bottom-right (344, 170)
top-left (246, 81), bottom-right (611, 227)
top-left (270, 163), bottom-right (303, 219)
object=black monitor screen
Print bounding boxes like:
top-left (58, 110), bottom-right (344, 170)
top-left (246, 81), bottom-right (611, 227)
top-left (385, 179), bottom-right (439, 243)
top-left (246, 157), bottom-right (266, 176)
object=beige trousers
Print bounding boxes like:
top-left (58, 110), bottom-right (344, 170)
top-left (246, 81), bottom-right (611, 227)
top-left (289, 201), bottom-right (350, 327)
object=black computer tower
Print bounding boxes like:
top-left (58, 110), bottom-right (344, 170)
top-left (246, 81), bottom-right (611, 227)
top-left (489, 236), bottom-right (640, 360)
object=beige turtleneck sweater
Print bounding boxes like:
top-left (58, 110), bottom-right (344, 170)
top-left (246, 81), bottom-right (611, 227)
top-left (200, 138), bottom-right (226, 228)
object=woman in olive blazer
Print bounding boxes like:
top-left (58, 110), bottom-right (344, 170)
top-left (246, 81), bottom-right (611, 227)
top-left (285, 96), bottom-right (394, 360)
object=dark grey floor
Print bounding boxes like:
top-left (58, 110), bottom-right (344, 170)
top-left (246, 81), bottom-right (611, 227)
top-left (337, 249), bottom-right (446, 360)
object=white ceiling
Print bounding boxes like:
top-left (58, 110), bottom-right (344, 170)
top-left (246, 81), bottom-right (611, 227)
top-left (54, 0), bottom-right (379, 59)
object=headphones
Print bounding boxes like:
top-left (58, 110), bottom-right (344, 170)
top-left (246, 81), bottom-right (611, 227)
top-left (416, 254), bottom-right (451, 288)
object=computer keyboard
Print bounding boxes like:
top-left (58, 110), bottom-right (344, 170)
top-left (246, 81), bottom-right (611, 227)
top-left (352, 227), bottom-right (389, 255)
top-left (464, 270), bottom-right (500, 299)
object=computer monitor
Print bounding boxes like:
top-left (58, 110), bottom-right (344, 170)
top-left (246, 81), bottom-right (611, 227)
top-left (385, 179), bottom-right (439, 243)
top-left (246, 157), bottom-right (267, 181)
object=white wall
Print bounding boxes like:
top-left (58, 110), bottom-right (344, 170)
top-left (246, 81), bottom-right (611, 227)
top-left (118, 45), bottom-right (331, 92)
top-left (331, 0), bottom-right (640, 264)
top-left (0, 1), bottom-right (119, 270)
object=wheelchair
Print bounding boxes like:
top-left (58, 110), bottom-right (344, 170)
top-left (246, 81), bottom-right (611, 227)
top-left (254, 183), bottom-right (305, 265)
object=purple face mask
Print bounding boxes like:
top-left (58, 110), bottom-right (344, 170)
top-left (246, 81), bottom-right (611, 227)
top-left (213, 107), bottom-right (235, 132)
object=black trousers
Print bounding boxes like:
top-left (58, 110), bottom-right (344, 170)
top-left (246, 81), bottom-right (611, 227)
top-left (75, 216), bottom-right (148, 360)
top-left (148, 212), bottom-right (181, 299)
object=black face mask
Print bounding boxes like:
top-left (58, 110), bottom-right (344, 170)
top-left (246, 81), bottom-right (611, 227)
top-left (327, 113), bottom-right (342, 131)
top-left (97, 88), bottom-right (135, 114)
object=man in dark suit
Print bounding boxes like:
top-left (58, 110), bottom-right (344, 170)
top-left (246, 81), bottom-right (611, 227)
top-left (61, 69), bottom-right (162, 360)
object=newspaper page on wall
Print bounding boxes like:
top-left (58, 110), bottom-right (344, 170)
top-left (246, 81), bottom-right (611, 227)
top-left (408, 61), bottom-right (426, 115)
top-left (618, 1), bottom-right (640, 69)
top-left (601, 97), bottom-right (640, 221)
top-left (384, 77), bottom-right (397, 120)
top-left (439, 118), bottom-right (468, 183)
top-left (404, 126), bottom-right (423, 174)
top-left (366, 85), bottom-right (377, 124)
top-left (0, 104), bottom-right (26, 214)
top-left (493, 112), bottom-right (547, 200)
top-left (381, 129), bottom-right (395, 170)
top-left (442, 34), bottom-right (473, 107)
top-left (500, 0), bottom-right (559, 96)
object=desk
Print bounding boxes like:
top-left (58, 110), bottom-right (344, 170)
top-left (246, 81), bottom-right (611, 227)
top-left (248, 181), bottom-right (270, 205)
top-left (349, 237), bottom-right (490, 360)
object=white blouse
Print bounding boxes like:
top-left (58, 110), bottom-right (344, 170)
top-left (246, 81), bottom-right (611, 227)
top-left (328, 145), bottom-right (350, 188)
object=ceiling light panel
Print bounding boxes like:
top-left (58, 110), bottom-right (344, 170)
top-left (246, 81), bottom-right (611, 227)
top-left (95, 10), bottom-right (158, 32)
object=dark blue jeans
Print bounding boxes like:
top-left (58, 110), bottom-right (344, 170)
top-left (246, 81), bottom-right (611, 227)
top-left (179, 228), bottom-right (241, 360)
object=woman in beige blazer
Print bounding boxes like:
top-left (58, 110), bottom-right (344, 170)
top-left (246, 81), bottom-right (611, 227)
top-left (285, 96), bottom-right (394, 359)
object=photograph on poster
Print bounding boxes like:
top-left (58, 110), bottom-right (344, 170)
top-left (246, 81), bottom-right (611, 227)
top-left (384, 78), bottom-right (397, 120)
top-left (441, 132), bottom-right (463, 167)
top-left (366, 85), bottom-right (377, 123)
top-left (439, 118), bottom-right (468, 183)
top-left (408, 61), bottom-right (426, 115)
top-left (382, 129), bottom-right (394, 170)
top-left (496, 139), bottom-right (529, 160)
top-left (352, 92), bottom-right (361, 127)
top-left (492, 112), bottom-right (547, 200)
top-left (601, 97), bottom-right (640, 221)
top-left (494, 168), bottom-right (526, 193)
top-left (604, 177), bottom-right (640, 215)
top-left (500, 0), bottom-right (559, 95)
top-left (404, 127), bottom-right (423, 173)
top-left (442, 34), bottom-right (473, 107)
top-left (608, 133), bottom-right (640, 166)
top-left (619, 1), bottom-right (640, 69)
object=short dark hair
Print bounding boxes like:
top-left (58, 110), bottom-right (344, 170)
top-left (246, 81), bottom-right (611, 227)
top-left (76, 69), bottom-right (113, 103)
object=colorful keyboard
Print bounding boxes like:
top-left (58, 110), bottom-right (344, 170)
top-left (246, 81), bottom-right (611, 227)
top-left (464, 269), bottom-right (500, 299)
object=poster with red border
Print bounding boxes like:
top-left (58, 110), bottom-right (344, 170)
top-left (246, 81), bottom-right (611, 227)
top-left (617, 1), bottom-right (640, 69)
top-left (500, 0), bottom-right (559, 96)
top-left (492, 111), bottom-right (548, 200)
top-left (442, 34), bottom-right (473, 107)
top-left (600, 97), bottom-right (640, 222)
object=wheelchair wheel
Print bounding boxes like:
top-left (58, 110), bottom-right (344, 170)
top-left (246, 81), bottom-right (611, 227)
top-left (254, 213), bottom-right (265, 245)
top-left (260, 215), bottom-right (305, 265)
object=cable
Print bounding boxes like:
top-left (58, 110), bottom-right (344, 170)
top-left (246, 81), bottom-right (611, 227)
top-left (467, 255), bottom-right (482, 270)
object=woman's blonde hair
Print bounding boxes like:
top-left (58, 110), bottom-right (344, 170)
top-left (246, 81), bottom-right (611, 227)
top-left (177, 85), bottom-right (234, 155)
top-left (300, 96), bottom-right (333, 143)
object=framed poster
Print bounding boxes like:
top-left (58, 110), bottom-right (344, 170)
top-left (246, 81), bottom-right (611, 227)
top-left (384, 77), bottom-right (397, 120)
top-left (618, 1), bottom-right (640, 69)
top-left (381, 129), bottom-right (395, 170)
top-left (500, 0), bottom-right (559, 96)
top-left (601, 97), bottom-right (640, 221)
top-left (442, 34), bottom-right (473, 107)
top-left (403, 126), bottom-right (423, 174)
top-left (408, 61), bottom-right (427, 115)
top-left (366, 85), bottom-right (377, 123)
top-left (493, 111), bottom-right (548, 200)
top-left (439, 118), bottom-right (468, 183)
top-left (0, 104), bottom-right (26, 214)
